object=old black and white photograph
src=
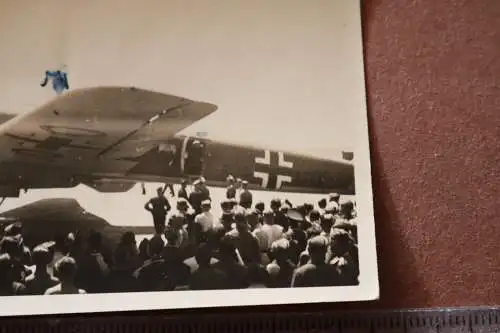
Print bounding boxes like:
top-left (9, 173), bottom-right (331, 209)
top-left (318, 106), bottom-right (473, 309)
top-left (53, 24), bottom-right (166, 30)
top-left (0, 0), bottom-right (378, 316)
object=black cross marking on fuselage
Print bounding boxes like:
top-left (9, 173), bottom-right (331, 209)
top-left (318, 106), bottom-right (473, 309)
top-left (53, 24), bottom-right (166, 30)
top-left (253, 150), bottom-right (294, 190)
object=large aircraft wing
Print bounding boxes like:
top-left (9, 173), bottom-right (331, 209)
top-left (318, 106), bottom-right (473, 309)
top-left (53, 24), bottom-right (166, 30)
top-left (0, 86), bottom-right (217, 181)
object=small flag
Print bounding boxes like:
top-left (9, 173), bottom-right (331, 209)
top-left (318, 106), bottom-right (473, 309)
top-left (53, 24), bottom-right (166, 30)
top-left (342, 151), bottom-right (354, 161)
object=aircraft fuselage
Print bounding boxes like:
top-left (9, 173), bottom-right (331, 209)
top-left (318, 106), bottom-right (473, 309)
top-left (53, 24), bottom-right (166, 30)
top-left (126, 135), bottom-right (355, 195)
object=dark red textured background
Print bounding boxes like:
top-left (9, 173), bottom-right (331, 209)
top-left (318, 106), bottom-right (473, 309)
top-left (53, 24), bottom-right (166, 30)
top-left (359, 0), bottom-right (500, 308)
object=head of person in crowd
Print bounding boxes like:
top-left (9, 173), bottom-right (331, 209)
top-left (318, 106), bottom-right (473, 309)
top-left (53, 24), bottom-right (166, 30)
top-left (279, 203), bottom-right (290, 215)
top-left (233, 208), bottom-right (248, 233)
top-left (32, 244), bottom-right (54, 272)
top-left (195, 243), bottom-right (213, 269)
top-left (206, 224), bottom-right (226, 250)
top-left (192, 180), bottom-right (202, 192)
top-left (308, 209), bottom-right (321, 224)
top-left (220, 199), bottom-right (233, 215)
top-left (318, 198), bottom-right (327, 210)
top-left (306, 222), bottom-right (323, 238)
top-left (138, 238), bottom-right (150, 260)
top-left (4, 222), bottom-right (23, 239)
top-left (245, 209), bottom-right (260, 230)
top-left (270, 198), bottom-right (281, 212)
top-left (340, 200), bottom-right (355, 219)
top-left (270, 238), bottom-right (290, 265)
top-left (164, 226), bottom-right (179, 246)
top-left (181, 179), bottom-right (188, 188)
top-left (168, 212), bottom-right (185, 230)
top-left (325, 201), bottom-right (339, 215)
top-left (307, 236), bottom-right (329, 265)
top-left (201, 199), bottom-right (211, 213)
top-left (176, 198), bottom-right (190, 214)
top-left (54, 256), bottom-right (78, 285)
top-left (241, 180), bottom-right (249, 190)
top-left (328, 192), bottom-right (340, 203)
top-left (235, 178), bottom-right (242, 189)
top-left (320, 214), bottom-right (335, 235)
top-left (119, 231), bottom-right (137, 251)
top-left (156, 186), bottom-right (165, 198)
top-left (115, 232), bottom-right (138, 267)
top-left (148, 235), bottom-right (164, 259)
top-left (254, 201), bottom-right (265, 213)
top-left (329, 228), bottom-right (355, 257)
top-left (226, 174), bottom-right (235, 186)
top-left (303, 203), bottom-right (314, 216)
top-left (262, 209), bottom-right (275, 225)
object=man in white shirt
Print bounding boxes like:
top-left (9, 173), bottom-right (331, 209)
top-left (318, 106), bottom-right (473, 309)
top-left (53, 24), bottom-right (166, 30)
top-left (258, 209), bottom-right (284, 251)
top-left (194, 199), bottom-right (216, 242)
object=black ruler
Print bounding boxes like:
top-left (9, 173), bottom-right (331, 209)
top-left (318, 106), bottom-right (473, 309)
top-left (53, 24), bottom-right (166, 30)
top-left (0, 307), bottom-right (498, 333)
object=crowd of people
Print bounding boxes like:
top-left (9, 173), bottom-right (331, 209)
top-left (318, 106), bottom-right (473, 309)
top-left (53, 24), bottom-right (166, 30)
top-left (0, 175), bottom-right (359, 296)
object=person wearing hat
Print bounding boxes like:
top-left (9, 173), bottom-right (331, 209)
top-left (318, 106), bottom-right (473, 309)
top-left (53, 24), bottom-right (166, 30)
top-left (144, 186), bottom-right (172, 235)
top-left (188, 180), bottom-right (205, 216)
top-left (325, 201), bottom-right (340, 216)
top-left (175, 197), bottom-right (193, 216)
top-left (197, 176), bottom-right (211, 200)
top-left (219, 199), bottom-right (235, 232)
top-left (235, 178), bottom-right (243, 199)
top-left (291, 235), bottom-right (341, 287)
top-left (166, 212), bottom-right (189, 251)
top-left (225, 175), bottom-right (236, 199)
top-left (24, 244), bottom-right (60, 295)
top-left (194, 199), bottom-right (216, 243)
top-left (328, 192), bottom-right (341, 204)
top-left (177, 179), bottom-right (190, 201)
top-left (239, 180), bottom-right (253, 209)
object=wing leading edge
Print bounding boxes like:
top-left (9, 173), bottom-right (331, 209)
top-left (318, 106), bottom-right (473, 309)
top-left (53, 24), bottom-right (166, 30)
top-left (0, 86), bottom-right (217, 195)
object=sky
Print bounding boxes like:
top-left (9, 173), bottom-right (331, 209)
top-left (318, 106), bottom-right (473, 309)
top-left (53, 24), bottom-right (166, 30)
top-left (0, 0), bottom-right (368, 227)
